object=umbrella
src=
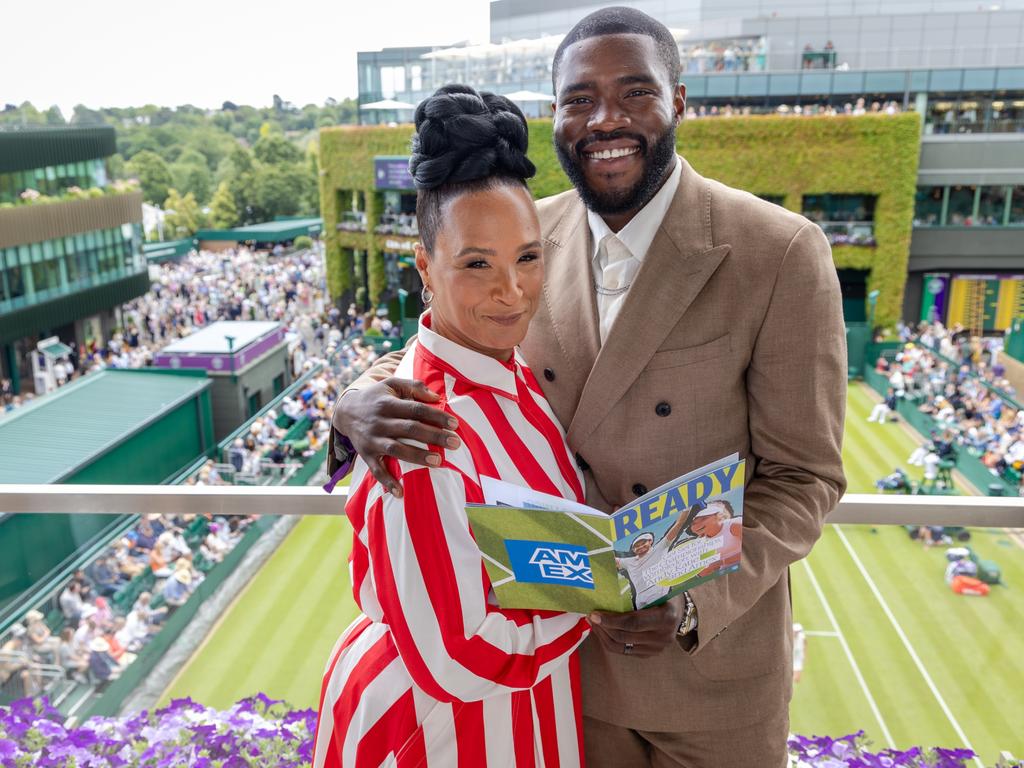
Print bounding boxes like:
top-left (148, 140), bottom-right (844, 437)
top-left (360, 99), bottom-right (417, 110)
top-left (503, 89), bottom-right (554, 102)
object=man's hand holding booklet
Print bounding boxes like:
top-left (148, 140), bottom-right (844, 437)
top-left (467, 454), bottom-right (745, 613)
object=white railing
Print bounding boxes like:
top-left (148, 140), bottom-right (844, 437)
top-left (0, 485), bottom-right (1020, 527)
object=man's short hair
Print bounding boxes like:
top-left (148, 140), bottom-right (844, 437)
top-left (552, 7), bottom-right (681, 93)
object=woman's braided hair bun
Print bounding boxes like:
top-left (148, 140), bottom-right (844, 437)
top-left (409, 84), bottom-right (536, 190)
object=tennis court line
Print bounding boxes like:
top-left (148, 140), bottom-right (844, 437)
top-left (804, 630), bottom-right (839, 638)
top-left (833, 525), bottom-right (982, 767)
top-left (801, 558), bottom-right (896, 748)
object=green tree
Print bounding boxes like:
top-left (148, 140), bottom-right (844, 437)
top-left (208, 181), bottom-right (239, 229)
top-left (253, 133), bottom-right (302, 165)
top-left (163, 188), bottom-right (204, 237)
top-left (44, 106), bottom-right (65, 125)
top-left (252, 163), bottom-right (307, 220)
top-left (171, 148), bottom-right (212, 203)
top-left (106, 153), bottom-right (127, 181)
top-left (128, 150), bottom-right (174, 205)
top-left (217, 146), bottom-right (258, 223)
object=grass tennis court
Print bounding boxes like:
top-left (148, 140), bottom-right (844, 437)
top-left (162, 383), bottom-right (1023, 764)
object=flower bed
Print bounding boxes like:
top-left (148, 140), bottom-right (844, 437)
top-left (1, 697), bottom-right (1021, 767)
top-left (0, 695), bottom-right (314, 767)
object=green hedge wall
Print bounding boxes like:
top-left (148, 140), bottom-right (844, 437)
top-left (320, 113), bottom-right (921, 325)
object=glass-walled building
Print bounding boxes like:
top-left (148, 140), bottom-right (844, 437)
top-left (0, 126), bottom-right (148, 396)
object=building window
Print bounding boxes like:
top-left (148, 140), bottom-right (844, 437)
top-left (1011, 186), bottom-right (1024, 225)
top-left (977, 186), bottom-right (1009, 226)
top-left (914, 186), bottom-right (944, 226)
top-left (946, 185), bottom-right (977, 226)
top-left (802, 194), bottom-right (876, 246)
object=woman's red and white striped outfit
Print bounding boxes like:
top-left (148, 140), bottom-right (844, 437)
top-left (313, 312), bottom-right (590, 768)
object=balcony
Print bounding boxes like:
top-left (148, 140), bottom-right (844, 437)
top-left (815, 220), bottom-right (876, 247)
top-left (0, 486), bottom-right (1022, 765)
top-left (336, 210), bottom-right (366, 233)
top-left (374, 212), bottom-right (419, 237)
top-left (0, 190), bottom-right (143, 250)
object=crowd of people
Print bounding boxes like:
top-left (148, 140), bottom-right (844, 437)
top-left (685, 97), bottom-right (903, 120)
top-left (1, 512), bottom-right (253, 698)
top-left (1, 244), bottom-right (386, 421)
top-left (1, 241), bottom-right (395, 703)
top-left (872, 321), bottom-right (1023, 493)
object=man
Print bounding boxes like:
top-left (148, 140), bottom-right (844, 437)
top-left (329, 7), bottom-right (846, 766)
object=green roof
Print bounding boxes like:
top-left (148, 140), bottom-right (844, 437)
top-left (143, 239), bottom-right (196, 262)
top-left (0, 369), bottom-right (210, 484)
top-left (195, 218), bottom-right (322, 243)
top-left (0, 125), bottom-right (116, 174)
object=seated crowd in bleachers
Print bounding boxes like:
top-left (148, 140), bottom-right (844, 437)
top-left (685, 97), bottom-right (903, 120)
top-left (873, 321), bottom-right (1023, 493)
top-left (0, 512), bottom-right (253, 700)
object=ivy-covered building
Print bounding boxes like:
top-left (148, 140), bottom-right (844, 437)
top-left (319, 113), bottom-right (922, 328)
top-left (355, 0), bottom-right (1024, 334)
top-left (0, 126), bottom-right (148, 395)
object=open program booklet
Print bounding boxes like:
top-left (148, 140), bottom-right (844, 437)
top-left (467, 454), bottom-right (745, 613)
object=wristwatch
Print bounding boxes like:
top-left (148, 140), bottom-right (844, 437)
top-left (676, 591), bottom-right (698, 637)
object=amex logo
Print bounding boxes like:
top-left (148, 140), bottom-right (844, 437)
top-left (504, 540), bottom-right (595, 589)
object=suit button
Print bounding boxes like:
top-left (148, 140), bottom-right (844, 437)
top-left (543, 368), bottom-right (555, 382)
top-left (655, 402), bottom-right (671, 417)
top-left (632, 483), bottom-right (648, 496)
top-left (575, 453), bottom-right (590, 472)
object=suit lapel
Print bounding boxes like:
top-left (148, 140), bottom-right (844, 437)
top-left (567, 159), bottom-right (732, 448)
top-left (541, 195), bottom-right (601, 384)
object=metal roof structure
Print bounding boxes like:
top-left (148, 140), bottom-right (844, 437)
top-left (143, 239), bottom-right (196, 262)
top-left (194, 217), bottom-right (322, 243)
top-left (0, 369), bottom-right (210, 484)
top-left (157, 321), bottom-right (279, 355)
top-left (152, 321), bottom-right (286, 373)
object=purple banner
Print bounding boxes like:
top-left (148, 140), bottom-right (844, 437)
top-left (374, 157), bottom-right (415, 191)
top-left (154, 327), bottom-right (286, 374)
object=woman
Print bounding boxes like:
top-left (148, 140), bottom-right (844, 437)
top-left (314, 85), bottom-right (590, 767)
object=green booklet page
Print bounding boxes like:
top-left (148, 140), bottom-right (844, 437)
top-left (467, 454), bottom-right (745, 613)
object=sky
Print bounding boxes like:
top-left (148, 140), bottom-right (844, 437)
top-left (4, 0), bottom-right (491, 115)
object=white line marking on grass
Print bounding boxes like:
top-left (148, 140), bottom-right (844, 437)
top-left (833, 525), bottom-right (982, 767)
top-left (566, 512), bottom-right (614, 545)
top-left (802, 558), bottom-right (896, 748)
top-left (480, 551), bottom-right (514, 576)
top-left (804, 630), bottom-right (840, 638)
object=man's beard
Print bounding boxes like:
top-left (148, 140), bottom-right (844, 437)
top-left (554, 125), bottom-right (678, 216)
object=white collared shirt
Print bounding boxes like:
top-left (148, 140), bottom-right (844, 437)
top-left (588, 156), bottom-right (682, 343)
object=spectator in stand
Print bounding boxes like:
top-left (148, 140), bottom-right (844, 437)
top-left (148, 538), bottom-right (175, 578)
top-left (112, 538), bottom-right (146, 578)
top-left (131, 518), bottom-right (158, 551)
top-left (87, 555), bottom-right (125, 597)
top-left (88, 638), bottom-right (120, 682)
top-left (58, 580), bottom-right (84, 624)
top-left (72, 612), bottom-right (99, 656)
top-left (160, 560), bottom-right (194, 607)
top-left (101, 619), bottom-right (136, 668)
top-left (1, 625), bottom-right (41, 697)
top-left (25, 610), bottom-right (60, 663)
top-left (133, 591), bottom-right (168, 628)
top-left (58, 627), bottom-right (89, 683)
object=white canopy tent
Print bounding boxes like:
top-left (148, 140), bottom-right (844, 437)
top-left (360, 99), bottom-right (417, 111)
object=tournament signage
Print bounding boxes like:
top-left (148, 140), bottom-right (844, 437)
top-left (374, 156), bottom-right (415, 191)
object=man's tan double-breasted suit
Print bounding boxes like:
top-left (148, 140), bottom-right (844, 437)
top-left (334, 157), bottom-right (847, 767)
